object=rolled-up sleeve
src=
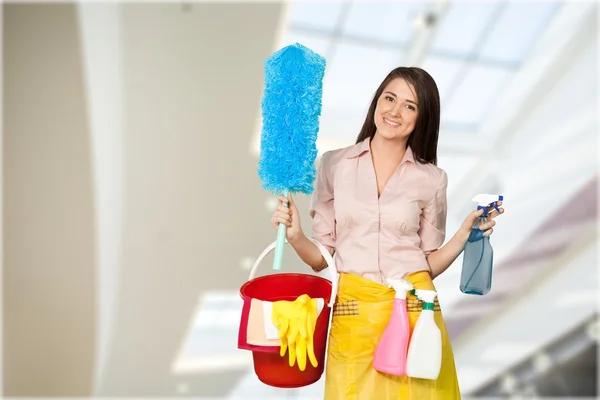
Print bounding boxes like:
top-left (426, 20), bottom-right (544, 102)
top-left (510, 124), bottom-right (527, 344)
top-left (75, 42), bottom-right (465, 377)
top-left (309, 151), bottom-right (336, 250)
top-left (418, 170), bottom-right (448, 255)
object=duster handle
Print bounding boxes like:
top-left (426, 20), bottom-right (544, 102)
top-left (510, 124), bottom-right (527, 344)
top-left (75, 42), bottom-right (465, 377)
top-left (272, 189), bottom-right (289, 270)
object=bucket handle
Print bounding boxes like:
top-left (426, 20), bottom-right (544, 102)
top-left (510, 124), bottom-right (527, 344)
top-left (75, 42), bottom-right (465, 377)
top-left (248, 237), bottom-right (338, 308)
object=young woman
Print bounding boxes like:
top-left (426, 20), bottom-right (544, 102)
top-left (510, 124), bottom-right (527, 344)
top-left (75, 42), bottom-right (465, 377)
top-left (271, 67), bottom-right (504, 399)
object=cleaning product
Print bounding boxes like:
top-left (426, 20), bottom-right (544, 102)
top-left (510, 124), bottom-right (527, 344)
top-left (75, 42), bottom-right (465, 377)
top-left (459, 194), bottom-right (503, 295)
top-left (372, 278), bottom-right (413, 376)
top-left (257, 43), bottom-right (326, 270)
top-left (406, 290), bottom-right (442, 380)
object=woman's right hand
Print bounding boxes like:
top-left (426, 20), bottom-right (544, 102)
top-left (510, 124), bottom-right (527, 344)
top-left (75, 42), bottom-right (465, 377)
top-left (271, 193), bottom-right (303, 243)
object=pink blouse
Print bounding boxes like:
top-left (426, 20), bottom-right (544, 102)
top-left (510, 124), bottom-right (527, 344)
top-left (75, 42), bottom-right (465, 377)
top-left (309, 138), bottom-right (448, 285)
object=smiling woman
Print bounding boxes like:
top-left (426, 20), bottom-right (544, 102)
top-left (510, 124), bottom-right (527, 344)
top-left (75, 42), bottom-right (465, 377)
top-left (270, 66), bottom-right (504, 399)
top-left (356, 67), bottom-right (441, 166)
top-left (374, 82), bottom-right (419, 139)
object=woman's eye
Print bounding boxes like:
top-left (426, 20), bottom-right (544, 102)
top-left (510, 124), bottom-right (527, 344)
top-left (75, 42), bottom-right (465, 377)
top-left (385, 96), bottom-right (394, 102)
top-left (406, 104), bottom-right (416, 111)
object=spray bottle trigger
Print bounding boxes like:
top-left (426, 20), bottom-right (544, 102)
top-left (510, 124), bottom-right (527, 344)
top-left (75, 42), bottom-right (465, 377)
top-left (493, 195), bottom-right (504, 213)
top-left (492, 202), bottom-right (500, 213)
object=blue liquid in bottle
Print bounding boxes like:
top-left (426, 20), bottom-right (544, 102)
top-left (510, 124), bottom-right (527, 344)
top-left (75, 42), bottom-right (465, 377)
top-left (460, 213), bottom-right (494, 295)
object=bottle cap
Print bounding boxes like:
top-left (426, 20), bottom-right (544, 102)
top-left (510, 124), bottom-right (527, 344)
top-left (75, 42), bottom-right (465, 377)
top-left (386, 278), bottom-right (414, 299)
top-left (415, 289), bottom-right (437, 311)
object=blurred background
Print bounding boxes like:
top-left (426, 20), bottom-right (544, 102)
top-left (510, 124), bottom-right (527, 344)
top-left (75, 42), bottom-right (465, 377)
top-left (2, 0), bottom-right (598, 398)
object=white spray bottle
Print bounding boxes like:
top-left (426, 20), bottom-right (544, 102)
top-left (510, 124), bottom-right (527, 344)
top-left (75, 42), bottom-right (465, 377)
top-left (406, 289), bottom-right (442, 380)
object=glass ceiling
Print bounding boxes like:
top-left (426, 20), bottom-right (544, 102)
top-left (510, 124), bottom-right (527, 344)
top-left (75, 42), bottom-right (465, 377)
top-left (280, 0), bottom-right (562, 141)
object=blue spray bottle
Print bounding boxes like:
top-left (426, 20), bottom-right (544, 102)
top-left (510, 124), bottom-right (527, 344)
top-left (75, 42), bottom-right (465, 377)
top-left (459, 194), bottom-right (503, 296)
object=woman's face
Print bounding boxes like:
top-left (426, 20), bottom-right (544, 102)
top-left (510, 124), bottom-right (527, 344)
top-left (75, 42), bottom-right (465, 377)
top-left (374, 78), bottom-right (419, 141)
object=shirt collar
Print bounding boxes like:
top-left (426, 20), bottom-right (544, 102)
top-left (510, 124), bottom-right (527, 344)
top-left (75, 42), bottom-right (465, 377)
top-left (347, 137), bottom-right (416, 165)
top-left (346, 137), bottom-right (371, 159)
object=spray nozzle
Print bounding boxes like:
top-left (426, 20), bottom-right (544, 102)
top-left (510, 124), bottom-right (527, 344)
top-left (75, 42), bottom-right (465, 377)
top-left (386, 278), bottom-right (413, 299)
top-left (414, 289), bottom-right (438, 311)
top-left (472, 194), bottom-right (503, 214)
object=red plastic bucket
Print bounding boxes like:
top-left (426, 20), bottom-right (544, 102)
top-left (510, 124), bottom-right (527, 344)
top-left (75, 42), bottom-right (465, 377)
top-left (238, 238), bottom-right (337, 388)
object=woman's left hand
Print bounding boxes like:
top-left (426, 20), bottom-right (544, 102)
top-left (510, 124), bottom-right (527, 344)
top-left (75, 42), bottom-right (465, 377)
top-left (458, 201), bottom-right (505, 240)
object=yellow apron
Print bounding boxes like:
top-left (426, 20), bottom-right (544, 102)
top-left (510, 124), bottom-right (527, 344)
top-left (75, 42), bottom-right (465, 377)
top-left (324, 271), bottom-right (461, 399)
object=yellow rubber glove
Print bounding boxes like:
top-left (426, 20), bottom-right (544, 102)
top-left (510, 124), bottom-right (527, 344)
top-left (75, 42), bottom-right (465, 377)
top-left (304, 296), bottom-right (318, 369)
top-left (271, 300), bottom-right (294, 360)
top-left (293, 295), bottom-right (309, 370)
top-left (274, 299), bottom-right (301, 367)
top-left (271, 295), bottom-right (319, 371)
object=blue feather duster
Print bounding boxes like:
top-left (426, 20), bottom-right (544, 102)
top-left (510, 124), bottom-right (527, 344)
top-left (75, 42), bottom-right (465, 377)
top-left (257, 43), bottom-right (326, 270)
top-left (258, 43), bottom-right (326, 194)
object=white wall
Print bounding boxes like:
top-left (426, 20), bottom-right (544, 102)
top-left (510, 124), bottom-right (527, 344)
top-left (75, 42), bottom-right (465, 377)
top-left (95, 4), bottom-right (285, 395)
top-left (76, 4), bottom-right (124, 394)
top-left (3, 4), bottom-right (96, 395)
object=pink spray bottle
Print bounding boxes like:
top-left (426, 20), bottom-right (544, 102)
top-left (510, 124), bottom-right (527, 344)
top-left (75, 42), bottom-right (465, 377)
top-left (372, 278), bottom-right (413, 376)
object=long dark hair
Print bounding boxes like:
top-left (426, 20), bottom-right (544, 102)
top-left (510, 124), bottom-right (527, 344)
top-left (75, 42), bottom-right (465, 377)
top-left (355, 67), bottom-right (440, 165)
